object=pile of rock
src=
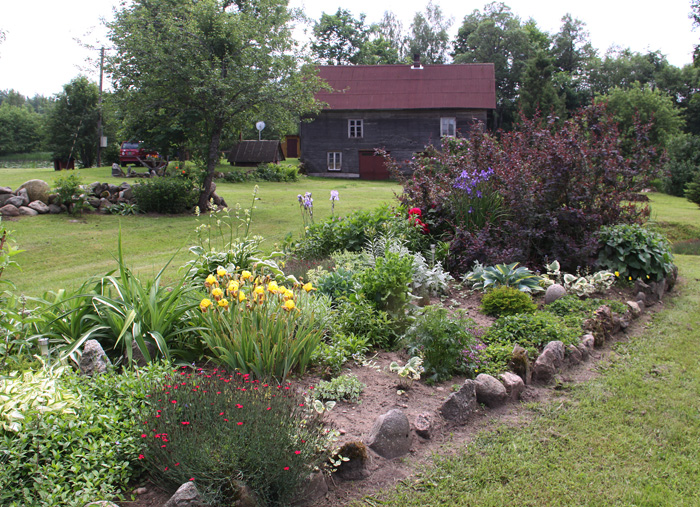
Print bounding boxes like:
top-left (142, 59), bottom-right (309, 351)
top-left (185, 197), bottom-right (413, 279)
top-left (0, 180), bottom-right (51, 217)
top-left (0, 179), bottom-right (138, 217)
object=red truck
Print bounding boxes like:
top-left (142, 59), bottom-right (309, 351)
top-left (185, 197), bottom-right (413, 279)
top-left (119, 141), bottom-right (160, 167)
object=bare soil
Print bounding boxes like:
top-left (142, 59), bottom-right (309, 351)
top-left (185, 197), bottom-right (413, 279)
top-left (119, 282), bottom-right (649, 507)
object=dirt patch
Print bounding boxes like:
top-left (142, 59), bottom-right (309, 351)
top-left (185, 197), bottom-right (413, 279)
top-left (119, 282), bottom-right (654, 507)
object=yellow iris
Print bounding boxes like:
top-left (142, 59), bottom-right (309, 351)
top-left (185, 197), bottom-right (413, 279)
top-left (227, 280), bottom-right (239, 295)
top-left (282, 288), bottom-right (294, 301)
top-left (218, 298), bottom-right (229, 309)
top-left (302, 282), bottom-right (316, 292)
top-left (217, 267), bottom-right (227, 277)
top-left (267, 281), bottom-right (280, 293)
top-left (239, 291), bottom-right (247, 302)
top-left (205, 274), bottom-right (218, 287)
top-left (211, 287), bottom-right (224, 301)
top-left (241, 270), bottom-right (252, 281)
top-left (283, 300), bottom-right (296, 311)
top-left (199, 298), bottom-right (212, 312)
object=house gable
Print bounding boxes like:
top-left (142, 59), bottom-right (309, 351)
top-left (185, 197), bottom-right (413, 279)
top-left (300, 63), bottom-right (496, 178)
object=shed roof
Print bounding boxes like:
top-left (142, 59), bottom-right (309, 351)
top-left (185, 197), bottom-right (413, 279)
top-left (227, 140), bottom-right (285, 165)
top-left (316, 64), bottom-right (496, 111)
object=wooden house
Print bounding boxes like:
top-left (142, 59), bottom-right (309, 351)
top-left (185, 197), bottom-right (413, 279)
top-left (299, 57), bottom-right (496, 179)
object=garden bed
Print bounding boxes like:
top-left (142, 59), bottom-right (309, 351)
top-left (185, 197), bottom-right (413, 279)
top-left (115, 279), bottom-right (651, 507)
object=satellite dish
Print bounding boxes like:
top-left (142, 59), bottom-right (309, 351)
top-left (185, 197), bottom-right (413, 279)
top-left (255, 121), bottom-right (265, 140)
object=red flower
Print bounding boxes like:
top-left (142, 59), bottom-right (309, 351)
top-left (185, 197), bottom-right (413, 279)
top-left (294, 451), bottom-right (301, 455)
top-left (237, 421), bottom-right (243, 426)
top-left (408, 207), bottom-right (422, 217)
top-left (181, 421), bottom-right (190, 425)
top-left (138, 454), bottom-right (145, 460)
top-left (141, 434), bottom-right (147, 438)
top-left (283, 467), bottom-right (290, 471)
top-left (171, 400), bottom-right (177, 404)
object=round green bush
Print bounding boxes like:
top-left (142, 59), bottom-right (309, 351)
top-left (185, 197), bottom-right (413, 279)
top-left (597, 224), bottom-right (674, 282)
top-left (480, 286), bottom-right (537, 317)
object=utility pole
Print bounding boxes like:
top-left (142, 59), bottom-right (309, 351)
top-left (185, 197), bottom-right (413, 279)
top-left (97, 47), bottom-right (104, 168)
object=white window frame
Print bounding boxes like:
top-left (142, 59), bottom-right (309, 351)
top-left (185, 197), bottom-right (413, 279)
top-left (348, 119), bottom-right (364, 138)
top-left (440, 117), bottom-right (456, 137)
top-left (327, 152), bottom-right (342, 171)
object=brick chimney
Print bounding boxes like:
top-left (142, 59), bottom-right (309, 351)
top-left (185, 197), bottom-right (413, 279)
top-left (411, 53), bottom-right (423, 70)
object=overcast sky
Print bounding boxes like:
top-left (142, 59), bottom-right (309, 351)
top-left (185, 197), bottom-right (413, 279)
top-left (0, 0), bottom-right (697, 98)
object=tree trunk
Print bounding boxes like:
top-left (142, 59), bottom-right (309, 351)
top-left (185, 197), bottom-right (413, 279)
top-left (199, 119), bottom-right (224, 211)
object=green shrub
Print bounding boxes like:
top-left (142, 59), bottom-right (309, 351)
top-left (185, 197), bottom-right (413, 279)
top-left (404, 306), bottom-right (482, 384)
top-left (53, 173), bottom-right (83, 206)
top-left (357, 251), bottom-right (413, 315)
top-left (0, 363), bottom-right (171, 507)
top-left (312, 332), bottom-right (369, 376)
top-left (313, 374), bottom-right (365, 403)
top-left (141, 368), bottom-right (331, 506)
top-left (686, 170), bottom-right (700, 207)
top-left (294, 205), bottom-right (410, 259)
top-left (480, 286), bottom-right (537, 317)
top-left (478, 342), bottom-right (518, 377)
top-left (484, 312), bottom-right (579, 351)
top-left (597, 224), bottom-right (675, 282)
top-left (132, 176), bottom-right (198, 214)
top-left (545, 295), bottom-right (628, 319)
top-left (316, 268), bottom-right (358, 301)
top-left (254, 163), bottom-right (299, 182)
top-left (222, 169), bottom-right (252, 183)
top-left (331, 297), bottom-right (398, 350)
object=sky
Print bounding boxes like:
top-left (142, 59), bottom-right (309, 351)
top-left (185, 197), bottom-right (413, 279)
top-left (0, 0), bottom-right (697, 98)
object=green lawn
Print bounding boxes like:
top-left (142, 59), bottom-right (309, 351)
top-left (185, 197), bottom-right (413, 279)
top-left (1, 165), bottom-right (400, 296)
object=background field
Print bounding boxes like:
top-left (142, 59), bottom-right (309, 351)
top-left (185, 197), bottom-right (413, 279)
top-left (1, 165), bottom-right (400, 295)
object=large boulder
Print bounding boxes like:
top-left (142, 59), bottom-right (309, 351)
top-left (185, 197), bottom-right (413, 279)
top-left (15, 188), bottom-right (29, 206)
top-left (5, 195), bottom-right (25, 208)
top-left (544, 283), bottom-right (567, 304)
top-left (0, 204), bottom-right (20, 217)
top-left (532, 340), bottom-right (565, 383)
top-left (334, 441), bottom-right (370, 480)
top-left (19, 206), bottom-right (38, 216)
top-left (439, 379), bottom-right (478, 423)
top-left (163, 482), bottom-right (205, 507)
top-left (500, 372), bottom-right (525, 401)
top-left (0, 193), bottom-right (13, 206)
top-left (474, 373), bottom-right (507, 408)
top-left (28, 200), bottom-right (50, 214)
top-left (366, 409), bottom-right (411, 459)
top-left (17, 179), bottom-right (50, 204)
top-left (0, 186), bottom-right (11, 194)
top-left (79, 340), bottom-right (111, 376)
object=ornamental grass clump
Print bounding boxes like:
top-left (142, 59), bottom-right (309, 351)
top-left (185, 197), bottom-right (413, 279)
top-left (140, 367), bottom-right (331, 506)
top-left (198, 267), bottom-right (322, 382)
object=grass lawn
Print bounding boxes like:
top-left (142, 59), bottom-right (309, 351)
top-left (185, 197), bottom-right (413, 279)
top-left (365, 255), bottom-right (700, 506)
top-left (1, 165), bottom-right (400, 296)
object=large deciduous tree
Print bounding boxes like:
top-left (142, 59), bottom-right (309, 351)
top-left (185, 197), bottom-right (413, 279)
top-left (107, 0), bottom-right (323, 209)
top-left (407, 1), bottom-right (452, 64)
top-left (46, 76), bottom-right (99, 167)
top-left (453, 2), bottom-right (532, 129)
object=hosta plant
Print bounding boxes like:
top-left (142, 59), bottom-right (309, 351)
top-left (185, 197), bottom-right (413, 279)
top-left (0, 361), bottom-right (79, 433)
top-left (464, 262), bottom-right (544, 293)
top-left (597, 224), bottom-right (675, 282)
top-left (389, 356), bottom-right (424, 390)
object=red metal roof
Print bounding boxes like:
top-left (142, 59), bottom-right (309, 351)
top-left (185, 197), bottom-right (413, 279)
top-left (316, 64), bottom-right (496, 111)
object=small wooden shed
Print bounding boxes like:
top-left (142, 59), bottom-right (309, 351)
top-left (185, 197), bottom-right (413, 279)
top-left (227, 140), bottom-right (286, 166)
